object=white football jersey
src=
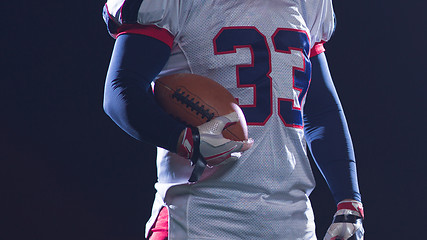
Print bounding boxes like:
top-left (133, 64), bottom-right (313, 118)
top-left (105, 1), bottom-right (335, 239)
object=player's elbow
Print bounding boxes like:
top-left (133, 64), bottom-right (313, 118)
top-left (103, 76), bottom-right (126, 119)
top-left (103, 85), bottom-right (120, 121)
top-left (103, 97), bottom-right (112, 118)
top-left (103, 97), bottom-right (125, 125)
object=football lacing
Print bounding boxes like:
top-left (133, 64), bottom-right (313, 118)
top-left (172, 88), bottom-right (215, 121)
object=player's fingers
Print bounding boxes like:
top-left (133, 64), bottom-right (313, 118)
top-left (323, 232), bottom-right (337, 240)
top-left (207, 138), bottom-right (253, 166)
top-left (239, 138), bottom-right (254, 152)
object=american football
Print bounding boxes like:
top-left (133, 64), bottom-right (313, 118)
top-left (154, 73), bottom-right (248, 141)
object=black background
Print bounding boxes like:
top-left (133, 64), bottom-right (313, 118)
top-left (3, 1), bottom-right (426, 239)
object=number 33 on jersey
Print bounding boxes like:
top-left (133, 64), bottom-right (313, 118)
top-left (214, 27), bottom-right (312, 129)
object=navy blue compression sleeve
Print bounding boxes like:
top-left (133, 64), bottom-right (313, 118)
top-left (304, 52), bottom-right (361, 203)
top-left (104, 34), bottom-right (186, 152)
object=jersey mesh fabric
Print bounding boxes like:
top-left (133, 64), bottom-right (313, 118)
top-left (105, 1), bottom-right (335, 239)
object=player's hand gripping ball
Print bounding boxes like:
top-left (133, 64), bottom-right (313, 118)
top-left (154, 73), bottom-right (253, 181)
top-left (324, 200), bottom-right (364, 240)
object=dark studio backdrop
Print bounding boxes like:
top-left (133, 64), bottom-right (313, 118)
top-left (2, 1), bottom-right (426, 239)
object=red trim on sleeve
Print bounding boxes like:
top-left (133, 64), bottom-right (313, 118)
top-left (116, 24), bottom-right (174, 48)
top-left (310, 42), bottom-right (326, 58)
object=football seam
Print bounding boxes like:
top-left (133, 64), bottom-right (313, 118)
top-left (172, 88), bottom-right (215, 121)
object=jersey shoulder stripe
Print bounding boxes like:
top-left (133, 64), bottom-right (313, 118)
top-left (116, 24), bottom-right (174, 48)
top-left (103, 0), bottom-right (180, 40)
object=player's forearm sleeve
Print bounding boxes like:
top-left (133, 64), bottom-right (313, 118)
top-left (303, 52), bottom-right (361, 203)
top-left (104, 34), bottom-right (186, 152)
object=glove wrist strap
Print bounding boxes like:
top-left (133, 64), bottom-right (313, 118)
top-left (337, 200), bottom-right (364, 219)
top-left (186, 127), bottom-right (207, 182)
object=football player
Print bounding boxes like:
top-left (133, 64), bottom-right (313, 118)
top-left (102, 0), bottom-right (364, 239)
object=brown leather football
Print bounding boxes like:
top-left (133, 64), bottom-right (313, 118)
top-left (154, 73), bottom-right (248, 141)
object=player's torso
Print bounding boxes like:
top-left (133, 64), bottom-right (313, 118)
top-left (153, 2), bottom-right (322, 239)
top-left (157, 0), bottom-right (317, 184)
